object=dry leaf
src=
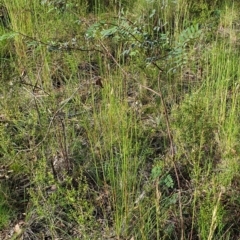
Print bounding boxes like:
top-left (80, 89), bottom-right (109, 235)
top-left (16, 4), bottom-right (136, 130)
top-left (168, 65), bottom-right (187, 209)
top-left (14, 223), bottom-right (21, 235)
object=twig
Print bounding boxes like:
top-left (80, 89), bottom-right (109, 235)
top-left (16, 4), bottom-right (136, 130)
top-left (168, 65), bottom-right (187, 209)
top-left (15, 85), bottom-right (82, 155)
top-left (139, 74), bottom-right (185, 240)
top-left (6, 26), bottom-right (104, 54)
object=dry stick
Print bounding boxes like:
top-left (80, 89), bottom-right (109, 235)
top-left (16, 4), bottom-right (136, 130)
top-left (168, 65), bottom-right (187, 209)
top-left (139, 79), bottom-right (185, 240)
top-left (35, 86), bottom-right (81, 149)
top-left (60, 117), bottom-right (71, 173)
top-left (99, 40), bottom-right (129, 77)
top-left (99, 41), bottom-right (131, 94)
top-left (15, 85), bottom-right (82, 155)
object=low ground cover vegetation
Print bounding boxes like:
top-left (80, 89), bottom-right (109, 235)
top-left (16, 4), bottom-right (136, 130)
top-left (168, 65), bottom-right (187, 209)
top-left (0, 0), bottom-right (240, 239)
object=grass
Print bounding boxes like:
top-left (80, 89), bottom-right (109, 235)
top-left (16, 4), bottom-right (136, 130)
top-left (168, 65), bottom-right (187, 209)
top-left (0, 185), bottom-right (12, 229)
top-left (0, 0), bottom-right (240, 239)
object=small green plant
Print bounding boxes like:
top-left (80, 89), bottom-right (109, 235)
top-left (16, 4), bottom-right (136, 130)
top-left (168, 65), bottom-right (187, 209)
top-left (151, 164), bottom-right (174, 190)
top-left (27, 166), bottom-right (96, 238)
